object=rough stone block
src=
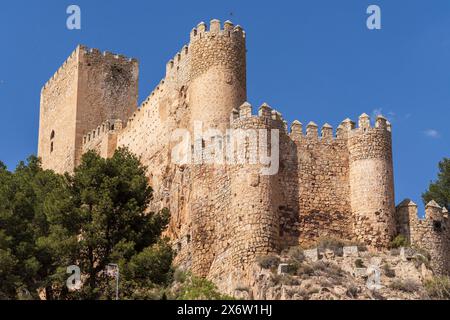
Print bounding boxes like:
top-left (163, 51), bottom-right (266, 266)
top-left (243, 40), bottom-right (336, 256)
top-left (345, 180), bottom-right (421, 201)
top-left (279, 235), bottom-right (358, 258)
top-left (400, 247), bottom-right (415, 262)
top-left (354, 268), bottom-right (367, 278)
top-left (324, 249), bottom-right (335, 259)
top-left (304, 248), bottom-right (319, 262)
top-left (277, 263), bottom-right (290, 275)
top-left (343, 246), bottom-right (359, 258)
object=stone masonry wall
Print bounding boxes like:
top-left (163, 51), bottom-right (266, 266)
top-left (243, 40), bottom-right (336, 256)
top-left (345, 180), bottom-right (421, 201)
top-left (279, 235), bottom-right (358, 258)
top-left (291, 121), bottom-right (353, 247)
top-left (82, 119), bottom-right (122, 158)
top-left (38, 47), bottom-right (79, 173)
top-left (397, 200), bottom-right (450, 275)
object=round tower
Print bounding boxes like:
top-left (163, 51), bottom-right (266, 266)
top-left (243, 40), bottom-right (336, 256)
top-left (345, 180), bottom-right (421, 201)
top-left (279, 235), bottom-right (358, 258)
top-left (225, 102), bottom-right (284, 288)
top-left (188, 19), bottom-right (247, 131)
top-left (348, 114), bottom-right (396, 249)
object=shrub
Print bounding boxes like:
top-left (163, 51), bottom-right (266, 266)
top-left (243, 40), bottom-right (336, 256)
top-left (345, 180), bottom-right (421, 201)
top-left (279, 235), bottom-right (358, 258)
top-left (312, 261), bottom-right (345, 281)
top-left (173, 269), bottom-right (187, 283)
top-left (296, 263), bottom-right (314, 277)
top-left (346, 285), bottom-right (359, 299)
top-left (411, 248), bottom-right (431, 269)
top-left (257, 255), bottom-right (280, 270)
top-left (177, 274), bottom-right (233, 300)
top-left (412, 246), bottom-right (431, 261)
top-left (382, 264), bottom-right (396, 278)
top-left (389, 279), bottom-right (420, 293)
top-left (354, 259), bottom-right (365, 268)
top-left (424, 276), bottom-right (450, 300)
top-left (285, 261), bottom-right (300, 275)
top-left (389, 235), bottom-right (409, 249)
top-left (287, 247), bottom-right (305, 262)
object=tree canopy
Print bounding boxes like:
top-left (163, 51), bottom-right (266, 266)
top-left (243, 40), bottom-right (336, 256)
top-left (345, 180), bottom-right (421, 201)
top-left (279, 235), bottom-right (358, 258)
top-left (0, 148), bottom-right (172, 300)
top-left (422, 158), bottom-right (450, 210)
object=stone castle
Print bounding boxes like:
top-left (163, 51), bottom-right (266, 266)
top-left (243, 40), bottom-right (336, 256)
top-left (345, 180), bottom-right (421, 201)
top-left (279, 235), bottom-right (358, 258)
top-left (37, 20), bottom-right (449, 290)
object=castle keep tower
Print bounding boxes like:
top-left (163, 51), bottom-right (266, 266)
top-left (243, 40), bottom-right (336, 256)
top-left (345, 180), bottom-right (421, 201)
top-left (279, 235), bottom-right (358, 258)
top-left (188, 20), bottom-right (247, 130)
top-left (38, 45), bottom-right (138, 173)
top-left (348, 114), bottom-right (396, 248)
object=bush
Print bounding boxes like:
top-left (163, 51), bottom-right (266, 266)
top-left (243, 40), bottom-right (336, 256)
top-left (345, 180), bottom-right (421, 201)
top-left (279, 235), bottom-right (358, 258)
top-left (389, 279), bottom-right (420, 293)
top-left (177, 274), bottom-right (233, 300)
top-left (173, 269), bottom-right (188, 284)
top-left (346, 285), bottom-right (359, 299)
top-left (389, 235), bottom-right (409, 249)
top-left (425, 276), bottom-right (450, 300)
top-left (287, 247), bottom-right (305, 262)
top-left (257, 255), bottom-right (280, 270)
top-left (271, 274), bottom-right (300, 286)
top-left (296, 263), bottom-right (314, 277)
top-left (411, 246), bottom-right (431, 261)
top-left (354, 259), bottom-right (365, 268)
top-left (410, 247), bottom-right (431, 269)
top-left (285, 261), bottom-right (300, 275)
top-left (382, 264), bottom-right (396, 278)
top-left (312, 261), bottom-right (345, 280)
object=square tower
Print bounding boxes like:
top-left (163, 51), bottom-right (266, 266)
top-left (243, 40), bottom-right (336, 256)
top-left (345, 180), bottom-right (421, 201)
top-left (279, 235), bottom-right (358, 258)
top-left (38, 45), bottom-right (139, 173)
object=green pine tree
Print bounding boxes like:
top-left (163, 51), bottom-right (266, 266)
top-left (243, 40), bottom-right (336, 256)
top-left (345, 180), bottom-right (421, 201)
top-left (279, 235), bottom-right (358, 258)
top-left (0, 148), bottom-right (173, 300)
top-left (422, 158), bottom-right (450, 209)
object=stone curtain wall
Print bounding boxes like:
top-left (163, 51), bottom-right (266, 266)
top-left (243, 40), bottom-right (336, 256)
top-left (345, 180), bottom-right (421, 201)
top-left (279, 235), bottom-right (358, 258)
top-left (396, 200), bottom-right (450, 275)
top-left (81, 119), bottom-right (122, 158)
top-left (279, 113), bottom-right (395, 250)
top-left (292, 122), bottom-right (353, 247)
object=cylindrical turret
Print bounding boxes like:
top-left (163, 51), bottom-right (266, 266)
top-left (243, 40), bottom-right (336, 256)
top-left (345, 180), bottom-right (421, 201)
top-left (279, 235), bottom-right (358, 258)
top-left (228, 102), bottom-right (283, 282)
top-left (188, 20), bottom-right (247, 131)
top-left (348, 114), bottom-right (396, 249)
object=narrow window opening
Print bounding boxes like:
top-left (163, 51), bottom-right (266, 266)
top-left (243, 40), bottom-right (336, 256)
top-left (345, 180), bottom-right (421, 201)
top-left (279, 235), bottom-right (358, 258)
top-left (50, 130), bottom-right (55, 153)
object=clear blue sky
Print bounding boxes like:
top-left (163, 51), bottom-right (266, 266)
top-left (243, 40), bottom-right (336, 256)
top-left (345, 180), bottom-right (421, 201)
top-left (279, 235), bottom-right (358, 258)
top-left (0, 0), bottom-right (449, 211)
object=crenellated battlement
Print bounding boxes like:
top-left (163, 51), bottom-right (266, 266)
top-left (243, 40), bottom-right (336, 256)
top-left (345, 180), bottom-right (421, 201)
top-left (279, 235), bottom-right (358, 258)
top-left (289, 113), bottom-right (392, 142)
top-left (190, 19), bottom-right (245, 43)
top-left (165, 44), bottom-right (190, 79)
top-left (42, 45), bottom-right (139, 93)
top-left (396, 199), bottom-right (450, 275)
top-left (79, 45), bottom-right (138, 64)
top-left (41, 45), bottom-right (79, 93)
top-left (343, 113), bottom-right (391, 136)
top-left (230, 102), bottom-right (285, 131)
top-left (82, 119), bottom-right (122, 147)
top-left (397, 199), bottom-right (449, 226)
